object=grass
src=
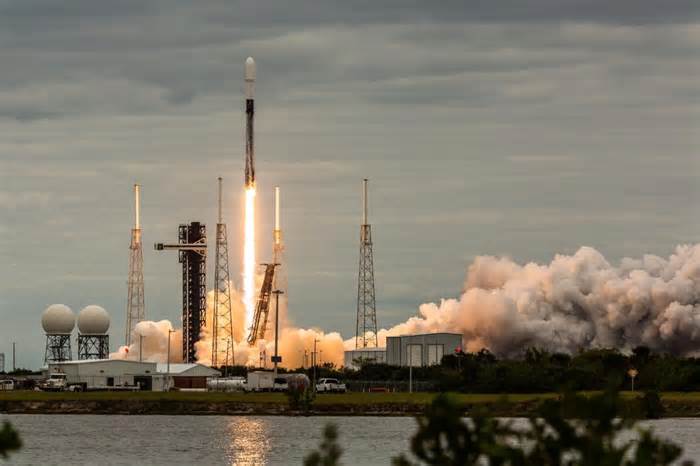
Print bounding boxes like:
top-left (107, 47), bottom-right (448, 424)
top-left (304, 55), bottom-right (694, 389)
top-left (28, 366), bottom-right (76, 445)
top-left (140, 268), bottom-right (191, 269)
top-left (1, 390), bottom-right (698, 405)
top-left (0, 390), bottom-right (559, 405)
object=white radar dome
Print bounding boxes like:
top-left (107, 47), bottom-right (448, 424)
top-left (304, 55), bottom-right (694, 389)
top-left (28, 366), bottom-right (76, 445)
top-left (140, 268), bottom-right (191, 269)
top-left (77, 305), bottom-right (110, 335)
top-left (41, 304), bottom-right (75, 334)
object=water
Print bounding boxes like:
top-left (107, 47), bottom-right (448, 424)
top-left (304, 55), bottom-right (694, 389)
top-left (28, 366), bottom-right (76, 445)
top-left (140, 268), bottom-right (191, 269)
top-left (3, 415), bottom-right (700, 465)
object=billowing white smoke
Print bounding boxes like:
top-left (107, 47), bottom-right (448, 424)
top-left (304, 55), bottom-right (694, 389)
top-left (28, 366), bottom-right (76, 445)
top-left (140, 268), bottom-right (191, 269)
top-left (111, 320), bottom-right (183, 363)
top-left (113, 244), bottom-right (700, 366)
top-left (367, 244), bottom-right (700, 357)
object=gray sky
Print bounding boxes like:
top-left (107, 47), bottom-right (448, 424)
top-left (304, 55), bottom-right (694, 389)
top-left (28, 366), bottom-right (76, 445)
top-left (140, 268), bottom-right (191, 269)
top-left (1, 0), bottom-right (698, 369)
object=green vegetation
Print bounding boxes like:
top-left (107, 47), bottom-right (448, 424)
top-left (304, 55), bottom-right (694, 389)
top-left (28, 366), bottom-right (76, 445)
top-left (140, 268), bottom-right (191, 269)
top-left (0, 422), bottom-right (21, 459)
top-left (290, 347), bottom-right (700, 393)
top-left (305, 390), bottom-right (693, 466)
top-left (304, 424), bottom-right (342, 466)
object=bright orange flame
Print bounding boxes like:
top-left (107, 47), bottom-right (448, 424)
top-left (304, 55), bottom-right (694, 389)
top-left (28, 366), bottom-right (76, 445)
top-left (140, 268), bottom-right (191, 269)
top-left (243, 186), bottom-right (256, 336)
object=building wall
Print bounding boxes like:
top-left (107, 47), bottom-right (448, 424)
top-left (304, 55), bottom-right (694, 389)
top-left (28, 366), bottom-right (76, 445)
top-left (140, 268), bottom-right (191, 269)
top-left (386, 333), bottom-right (462, 367)
top-left (48, 361), bottom-right (158, 388)
top-left (344, 349), bottom-right (386, 370)
top-left (173, 376), bottom-right (207, 389)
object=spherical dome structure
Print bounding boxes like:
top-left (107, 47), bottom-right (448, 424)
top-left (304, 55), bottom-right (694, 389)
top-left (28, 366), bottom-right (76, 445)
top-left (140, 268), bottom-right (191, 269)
top-left (41, 304), bottom-right (75, 334)
top-left (77, 305), bottom-right (110, 335)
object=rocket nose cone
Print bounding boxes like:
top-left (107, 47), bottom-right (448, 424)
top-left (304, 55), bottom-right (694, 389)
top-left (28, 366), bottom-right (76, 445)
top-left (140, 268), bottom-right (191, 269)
top-left (245, 57), bottom-right (256, 81)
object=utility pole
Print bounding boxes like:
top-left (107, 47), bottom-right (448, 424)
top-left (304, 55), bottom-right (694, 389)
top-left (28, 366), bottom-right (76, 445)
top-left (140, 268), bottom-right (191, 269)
top-left (12, 342), bottom-right (15, 372)
top-left (166, 329), bottom-right (174, 391)
top-left (271, 290), bottom-right (283, 377)
top-left (409, 348), bottom-right (413, 394)
top-left (312, 338), bottom-right (320, 390)
top-left (139, 334), bottom-right (144, 362)
top-left (224, 339), bottom-right (231, 377)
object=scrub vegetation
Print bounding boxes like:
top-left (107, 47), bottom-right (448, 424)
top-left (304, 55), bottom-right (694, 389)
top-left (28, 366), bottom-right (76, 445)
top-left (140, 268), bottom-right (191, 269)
top-left (305, 390), bottom-right (693, 466)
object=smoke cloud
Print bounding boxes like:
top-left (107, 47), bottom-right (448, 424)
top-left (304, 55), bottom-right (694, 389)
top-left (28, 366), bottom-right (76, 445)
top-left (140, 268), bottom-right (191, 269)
top-left (110, 320), bottom-right (183, 363)
top-left (113, 244), bottom-right (700, 367)
top-left (370, 244), bottom-right (700, 357)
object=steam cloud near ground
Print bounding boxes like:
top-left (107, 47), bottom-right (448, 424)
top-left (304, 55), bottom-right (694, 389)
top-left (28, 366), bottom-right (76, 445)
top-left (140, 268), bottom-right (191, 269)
top-left (112, 244), bottom-right (700, 366)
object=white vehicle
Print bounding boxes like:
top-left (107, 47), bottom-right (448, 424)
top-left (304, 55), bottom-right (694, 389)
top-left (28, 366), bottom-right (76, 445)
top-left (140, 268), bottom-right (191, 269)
top-left (245, 371), bottom-right (275, 392)
top-left (272, 377), bottom-right (288, 392)
top-left (40, 373), bottom-right (69, 391)
top-left (315, 378), bottom-right (347, 393)
top-left (39, 372), bottom-right (139, 392)
top-left (0, 380), bottom-right (14, 391)
top-left (207, 377), bottom-right (246, 392)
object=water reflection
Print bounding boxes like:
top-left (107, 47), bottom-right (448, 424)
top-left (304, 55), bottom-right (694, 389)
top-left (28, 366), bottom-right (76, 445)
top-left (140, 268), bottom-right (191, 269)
top-left (226, 417), bottom-right (270, 465)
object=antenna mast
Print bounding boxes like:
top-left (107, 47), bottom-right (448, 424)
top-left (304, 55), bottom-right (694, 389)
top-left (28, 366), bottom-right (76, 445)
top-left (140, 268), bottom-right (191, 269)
top-left (356, 179), bottom-right (378, 348)
top-left (125, 184), bottom-right (145, 346)
top-left (212, 177), bottom-right (234, 366)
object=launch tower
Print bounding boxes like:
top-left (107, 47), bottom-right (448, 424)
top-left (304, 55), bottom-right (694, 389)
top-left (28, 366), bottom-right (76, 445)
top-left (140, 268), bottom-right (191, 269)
top-left (356, 179), bottom-right (379, 348)
top-left (125, 184), bottom-right (145, 345)
top-left (155, 222), bottom-right (207, 363)
top-left (212, 177), bottom-right (234, 367)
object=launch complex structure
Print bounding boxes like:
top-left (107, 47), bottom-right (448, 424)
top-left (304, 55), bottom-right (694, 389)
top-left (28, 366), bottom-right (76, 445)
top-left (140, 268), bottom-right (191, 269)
top-left (122, 56), bottom-right (377, 367)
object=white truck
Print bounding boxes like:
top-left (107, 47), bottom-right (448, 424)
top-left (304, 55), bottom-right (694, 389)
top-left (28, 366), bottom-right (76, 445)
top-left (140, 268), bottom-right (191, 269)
top-left (244, 371), bottom-right (275, 392)
top-left (0, 380), bottom-right (14, 391)
top-left (315, 378), bottom-right (347, 393)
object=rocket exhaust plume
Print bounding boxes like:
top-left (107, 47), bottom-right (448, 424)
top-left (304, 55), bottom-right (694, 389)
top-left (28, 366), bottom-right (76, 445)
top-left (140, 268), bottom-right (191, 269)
top-left (362, 244), bottom-right (700, 358)
top-left (243, 57), bottom-right (257, 336)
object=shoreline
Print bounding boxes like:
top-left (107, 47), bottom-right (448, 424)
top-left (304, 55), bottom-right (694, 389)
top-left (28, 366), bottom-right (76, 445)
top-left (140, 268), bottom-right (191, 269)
top-left (2, 392), bottom-right (700, 417)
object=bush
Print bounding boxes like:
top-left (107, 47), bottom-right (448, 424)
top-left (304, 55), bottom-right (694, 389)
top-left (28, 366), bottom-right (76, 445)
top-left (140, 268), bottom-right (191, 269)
top-left (0, 422), bottom-right (21, 458)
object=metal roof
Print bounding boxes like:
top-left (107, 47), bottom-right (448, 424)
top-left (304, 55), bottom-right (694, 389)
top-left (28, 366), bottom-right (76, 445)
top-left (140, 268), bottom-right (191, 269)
top-left (156, 363), bottom-right (220, 376)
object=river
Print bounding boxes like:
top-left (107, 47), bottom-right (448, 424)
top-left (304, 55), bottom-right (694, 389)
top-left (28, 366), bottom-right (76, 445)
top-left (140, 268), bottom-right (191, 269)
top-left (3, 415), bottom-right (700, 465)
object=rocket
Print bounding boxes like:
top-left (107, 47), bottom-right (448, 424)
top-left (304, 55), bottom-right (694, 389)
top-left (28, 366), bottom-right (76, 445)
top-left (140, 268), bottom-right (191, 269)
top-left (244, 56), bottom-right (256, 187)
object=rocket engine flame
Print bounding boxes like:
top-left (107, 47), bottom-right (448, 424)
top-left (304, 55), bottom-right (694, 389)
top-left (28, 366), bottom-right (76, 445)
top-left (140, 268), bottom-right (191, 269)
top-left (243, 186), bottom-right (256, 335)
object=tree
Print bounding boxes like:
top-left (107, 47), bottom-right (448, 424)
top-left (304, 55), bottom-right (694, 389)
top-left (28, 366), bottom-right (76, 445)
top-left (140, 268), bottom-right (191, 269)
top-left (304, 424), bottom-right (342, 466)
top-left (393, 391), bottom-right (691, 466)
top-left (0, 422), bottom-right (21, 458)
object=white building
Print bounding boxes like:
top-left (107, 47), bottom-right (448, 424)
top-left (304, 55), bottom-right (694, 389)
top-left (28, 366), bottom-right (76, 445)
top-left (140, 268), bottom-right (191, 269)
top-left (386, 333), bottom-right (463, 367)
top-left (344, 347), bottom-right (386, 370)
top-left (47, 360), bottom-right (220, 391)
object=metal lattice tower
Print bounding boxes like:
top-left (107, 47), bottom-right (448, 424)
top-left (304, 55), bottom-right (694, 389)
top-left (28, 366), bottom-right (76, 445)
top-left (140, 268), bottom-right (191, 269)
top-left (212, 177), bottom-right (234, 367)
top-left (78, 335), bottom-right (109, 360)
top-left (125, 184), bottom-right (145, 346)
top-left (356, 178), bottom-right (378, 348)
top-left (44, 335), bottom-right (72, 363)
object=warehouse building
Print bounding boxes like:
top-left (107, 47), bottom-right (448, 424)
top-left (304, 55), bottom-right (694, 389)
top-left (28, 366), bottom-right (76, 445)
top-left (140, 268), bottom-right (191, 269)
top-left (47, 360), bottom-right (219, 391)
top-left (386, 333), bottom-right (462, 367)
top-left (343, 347), bottom-right (387, 370)
top-left (156, 363), bottom-right (221, 389)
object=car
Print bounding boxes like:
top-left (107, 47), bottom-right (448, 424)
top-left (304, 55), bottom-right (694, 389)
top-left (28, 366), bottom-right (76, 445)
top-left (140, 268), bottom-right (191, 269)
top-left (315, 378), bottom-right (347, 393)
top-left (272, 377), bottom-right (289, 392)
top-left (0, 380), bottom-right (14, 391)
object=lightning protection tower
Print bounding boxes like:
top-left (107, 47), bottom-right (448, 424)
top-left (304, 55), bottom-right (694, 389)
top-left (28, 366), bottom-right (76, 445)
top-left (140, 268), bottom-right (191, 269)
top-left (212, 177), bottom-right (234, 367)
top-left (155, 222), bottom-right (207, 363)
top-left (356, 178), bottom-right (379, 348)
top-left (125, 184), bottom-right (145, 346)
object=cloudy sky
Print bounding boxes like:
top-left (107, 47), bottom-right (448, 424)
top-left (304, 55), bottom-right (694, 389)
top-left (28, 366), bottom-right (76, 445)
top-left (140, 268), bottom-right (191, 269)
top-left (1, 1), bottom-right (698, 368)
